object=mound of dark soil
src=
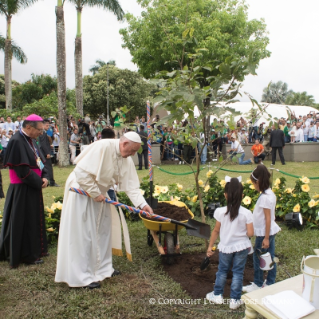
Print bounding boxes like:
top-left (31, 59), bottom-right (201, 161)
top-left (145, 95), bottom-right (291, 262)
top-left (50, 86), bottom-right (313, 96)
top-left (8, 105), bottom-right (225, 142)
top-left (162, 251), bottom-right (255, 299)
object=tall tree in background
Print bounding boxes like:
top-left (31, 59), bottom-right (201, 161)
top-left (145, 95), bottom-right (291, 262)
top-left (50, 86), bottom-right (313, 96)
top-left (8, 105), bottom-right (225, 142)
top-left (89, 59), bottom-right (115, 75)
top-left (285, 91), bottom-right (316, 107)
top-left (0, 0), bottom-right (35, 110)
top-left (69, 0), bottom-right (124, 116)
top-left (261, 81), bottom-right (292, 104)
top-left (56, 0), bottom-right (68, 166)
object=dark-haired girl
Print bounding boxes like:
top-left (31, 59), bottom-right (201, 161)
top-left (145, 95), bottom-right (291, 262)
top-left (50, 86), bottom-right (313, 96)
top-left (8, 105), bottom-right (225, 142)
top-left (242, 164), bottom-right (281, 293)
top-left (206, 177), bottom-right (254, 310)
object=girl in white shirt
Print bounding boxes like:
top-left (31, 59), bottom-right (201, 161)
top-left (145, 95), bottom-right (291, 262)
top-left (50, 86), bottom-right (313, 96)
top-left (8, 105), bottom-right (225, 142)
top-left (242, 165), bottom-right (281, 293)
top-left (206, 177), bottom-right (254, 309)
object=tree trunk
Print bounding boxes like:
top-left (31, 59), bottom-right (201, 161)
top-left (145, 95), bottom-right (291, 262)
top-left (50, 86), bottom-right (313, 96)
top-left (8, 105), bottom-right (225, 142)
top-left (56, 5), bottom-right (69, 167)
top-left (4, 39), bottom-right (12, 110)
top-left (75, 37), bottom-right (83, 116)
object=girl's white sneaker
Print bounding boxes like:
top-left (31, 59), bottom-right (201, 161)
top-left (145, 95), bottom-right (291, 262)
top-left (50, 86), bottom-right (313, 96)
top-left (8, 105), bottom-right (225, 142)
top-left (206, 291), bottom-right (223, 304)
top-left (229, 299), bottom-right (243, 310)
top-left (242, 282), bottom-right (261, 293)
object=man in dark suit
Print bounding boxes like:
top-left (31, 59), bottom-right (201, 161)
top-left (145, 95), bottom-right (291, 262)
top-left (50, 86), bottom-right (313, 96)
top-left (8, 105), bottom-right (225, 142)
top-left (39, 119), bottom-right (59, 187)
top-left (138, 125), bottom-right (148, 170)
top-left (269, 127), bottom-right (285, 165)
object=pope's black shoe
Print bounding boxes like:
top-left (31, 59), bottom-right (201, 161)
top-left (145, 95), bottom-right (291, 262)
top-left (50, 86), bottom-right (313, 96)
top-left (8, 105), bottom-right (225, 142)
top-left (111, 270), bottom-right (121, 277)
top-left (85, 282), bottom-right (101, 289)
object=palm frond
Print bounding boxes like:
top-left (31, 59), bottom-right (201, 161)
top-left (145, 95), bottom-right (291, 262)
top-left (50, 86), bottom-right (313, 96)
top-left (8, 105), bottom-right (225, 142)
top-left (83, 0), bottom-right (124, 20)
top-left (0, 33), bottom-right (27, 63)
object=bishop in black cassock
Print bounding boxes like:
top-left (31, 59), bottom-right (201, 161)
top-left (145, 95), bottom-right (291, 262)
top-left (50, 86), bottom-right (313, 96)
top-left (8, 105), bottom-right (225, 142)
top-left (0, 114), bottom-right (49, 268)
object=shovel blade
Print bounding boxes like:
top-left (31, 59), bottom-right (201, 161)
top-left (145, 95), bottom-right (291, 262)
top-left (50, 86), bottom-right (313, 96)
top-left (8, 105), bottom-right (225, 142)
top-left (186, 219), bottom-right (211, 240)
top-left (146, 197), bottom-right (158, 209)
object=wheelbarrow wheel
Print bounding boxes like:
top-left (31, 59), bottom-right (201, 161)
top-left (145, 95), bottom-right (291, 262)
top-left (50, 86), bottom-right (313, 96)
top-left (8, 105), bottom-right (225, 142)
top-left (164, 233), bottom-right (175, 265)
top-left (147, 230), bottom-right (153, 246)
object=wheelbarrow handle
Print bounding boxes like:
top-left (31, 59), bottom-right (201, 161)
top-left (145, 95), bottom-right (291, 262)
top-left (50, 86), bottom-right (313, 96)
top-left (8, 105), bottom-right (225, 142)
top-left (69, 187), bottom-right (171, 222)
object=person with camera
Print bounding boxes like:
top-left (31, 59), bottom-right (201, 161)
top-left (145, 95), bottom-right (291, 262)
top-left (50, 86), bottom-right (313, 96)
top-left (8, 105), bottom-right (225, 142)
top-left (69, 128), bottom-right (81, 164)
top-left (228, 134), bottom-right (252, 165)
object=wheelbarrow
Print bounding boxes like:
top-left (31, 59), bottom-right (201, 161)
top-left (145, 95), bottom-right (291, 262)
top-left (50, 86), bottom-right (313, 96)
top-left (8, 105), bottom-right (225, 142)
top-left (139, 200), bottom-right (194, 265)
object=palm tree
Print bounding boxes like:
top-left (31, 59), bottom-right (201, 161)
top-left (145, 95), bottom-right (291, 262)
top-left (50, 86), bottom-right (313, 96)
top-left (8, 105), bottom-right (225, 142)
top-left (56, 0), bottom-right (69, 166)
top-left (0, 0), bottom-right (37, 110)
top-left (261, 81), bottom-right (293, 104)
top-left (69, 0), bottom-right (124, 116)
top-left (89, 59), bottom-right (115, 75)
top-left (0, 33), bottom-right (27, 63)
top-left (285, 91), bottom-right (315, 106)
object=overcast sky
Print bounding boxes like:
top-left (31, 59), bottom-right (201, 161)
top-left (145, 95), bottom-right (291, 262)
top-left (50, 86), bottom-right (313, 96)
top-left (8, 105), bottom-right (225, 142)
top-left (0, 0), bottom-right (318, 103)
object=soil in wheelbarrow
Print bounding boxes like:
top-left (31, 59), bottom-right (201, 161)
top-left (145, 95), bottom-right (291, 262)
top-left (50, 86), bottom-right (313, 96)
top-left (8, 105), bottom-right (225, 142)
top-left (162, 251), bottom-right (255, 299)
top-left (146, 202), bottom-right (191, 221)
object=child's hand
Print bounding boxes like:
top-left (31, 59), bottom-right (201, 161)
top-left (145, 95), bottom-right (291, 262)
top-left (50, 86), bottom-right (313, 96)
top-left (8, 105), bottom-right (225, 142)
top-left (207, 250), bottom-right (214, 257)
top-left (262, 238), bottom-right (269, 249)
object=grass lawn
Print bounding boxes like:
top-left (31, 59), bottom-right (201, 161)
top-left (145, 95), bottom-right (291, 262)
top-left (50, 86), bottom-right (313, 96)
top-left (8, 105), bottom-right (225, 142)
top-left (0, 161), bottom-right (319, 318)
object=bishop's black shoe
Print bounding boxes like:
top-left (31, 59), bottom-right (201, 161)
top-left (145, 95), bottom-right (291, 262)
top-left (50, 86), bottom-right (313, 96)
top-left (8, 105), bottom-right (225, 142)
top-left (24, 259), bottom-right (44, 265)
top-left (84, 282), bottom-right (101, 289)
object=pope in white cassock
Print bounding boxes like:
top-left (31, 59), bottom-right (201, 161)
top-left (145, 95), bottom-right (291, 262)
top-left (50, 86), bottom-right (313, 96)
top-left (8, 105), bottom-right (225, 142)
top-left (55, 132), bottom-right (153, 289)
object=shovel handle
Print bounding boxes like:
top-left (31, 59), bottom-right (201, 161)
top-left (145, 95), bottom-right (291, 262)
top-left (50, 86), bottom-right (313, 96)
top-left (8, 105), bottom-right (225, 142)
top-left (69, 187), bottom-right (171, 222)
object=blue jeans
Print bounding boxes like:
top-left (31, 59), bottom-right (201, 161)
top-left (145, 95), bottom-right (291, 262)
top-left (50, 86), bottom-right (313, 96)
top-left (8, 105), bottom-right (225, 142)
top-left (238, 153), bottom-right (251, 165)
top-left (166, 143), bottom-right (174, 159)
top-left (107, 189), bottom-right (116, 201)
top-left (284, 135), bottom-right (291, 143)
top-left (304, 135), bottom-right (308, 142)
top-left (214, 248), bottom-right (249, 300)
top-left (253, 235), bottom-right (277, 287)
top-left (198, 144), bottom-right (207, 164)
top-left (174, 145), bottom-right (180, 159)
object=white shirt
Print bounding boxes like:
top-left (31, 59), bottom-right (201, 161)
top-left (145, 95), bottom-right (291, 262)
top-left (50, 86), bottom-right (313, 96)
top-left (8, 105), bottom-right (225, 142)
top-left (214, 206), bottom-right (253, 253)
top-left (3, 122), bottom-right (16, 132)
top-left (231, 140), bottom-right (244, 153)
top-left (295, 128), bottom-right (304, 142)
top-left (253, 189), bottom-right (281, 237)
top-left (238, 132), bottom-right (248, 144)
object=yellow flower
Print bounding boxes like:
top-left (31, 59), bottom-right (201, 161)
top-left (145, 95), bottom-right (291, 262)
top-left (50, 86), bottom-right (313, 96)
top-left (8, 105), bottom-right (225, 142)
top-left (47, 227), bottom-right (55, 232)
top-left (246, 179), bottom-right (252, 184)
top-left (301, 184), bottom-right (310, 192)
top-left (300, 176), bottom-right (310, 184)
top-left (177, 183), bottom-right (183, 191)
top-left (51, 202), bottom-right (58, 210)
top-left (250, 185), bottom-right (255, 190)
top-left (191, 195), bottom-right (198, 203)
top-left (52, 196), bottom-right (56, 199)
top-left (154, 190), bottom-right (161, 196)
top-left (187, 196), bottom-right (191, 201)
top-left (220, 180), bottom-right (226, 188)
top-left (284, 188), bottom-right (293, 194)
top-left (206, 170), bottom-right (213, 178)
top-left (161, 186), bottom-right (169, 194)
top-left (308, 199), bottom-right (317, 208)
top-left (293, 194), bottom-right (297, 197)
top-left (274, 178), bottom-right (281, 185)
top-left (56, 202), bottom-right (63, 210)
top-left (140, 189), bottom-right (145, 195)
top-left (47, 207), bottom-right (54, 214)
top-left (155, 185), bottom-right (162, 193)
top-left (293, 204), bottom-right (300, 212)
top-left (174, 196), bottom-right (180, 201)
top-left (198, 180), bottom-right (204, 187)
top-left (48, 213), bottom-right (51, 218)
top-left (204, 185), bottom-right (210, 193)
top-left (313, 193), bottom-right (319, 199)
top-left (242, 196), bottom-right (252, 205)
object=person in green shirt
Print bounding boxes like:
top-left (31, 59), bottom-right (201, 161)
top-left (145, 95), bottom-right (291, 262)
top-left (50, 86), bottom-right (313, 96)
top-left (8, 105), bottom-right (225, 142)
top-left (283, 121), bottom-right (291, 143)
top-left (113, 111), bottom-right (126, 138)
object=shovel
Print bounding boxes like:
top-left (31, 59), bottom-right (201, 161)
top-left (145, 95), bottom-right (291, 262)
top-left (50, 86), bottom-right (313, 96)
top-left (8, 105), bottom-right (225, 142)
top-left (69, 187), bottom-right (211, 239)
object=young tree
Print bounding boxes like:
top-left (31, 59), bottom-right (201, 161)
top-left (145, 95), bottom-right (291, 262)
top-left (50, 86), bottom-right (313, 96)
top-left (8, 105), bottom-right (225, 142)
top-left (68, 0), bottom-right (124, 116)
top-left (56, 0), bottom-right (69, 166)
top-left (0, 1), bottom-right (34, 110)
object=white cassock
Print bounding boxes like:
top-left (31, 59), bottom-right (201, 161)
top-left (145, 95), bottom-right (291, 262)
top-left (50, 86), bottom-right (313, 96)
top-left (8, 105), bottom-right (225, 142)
top-left (55, 139), bottom-right (146, 287)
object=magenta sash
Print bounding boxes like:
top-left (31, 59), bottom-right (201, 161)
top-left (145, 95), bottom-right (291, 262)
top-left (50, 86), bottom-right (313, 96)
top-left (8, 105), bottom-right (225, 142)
top-left (9, 168), bottom-right (42, 184)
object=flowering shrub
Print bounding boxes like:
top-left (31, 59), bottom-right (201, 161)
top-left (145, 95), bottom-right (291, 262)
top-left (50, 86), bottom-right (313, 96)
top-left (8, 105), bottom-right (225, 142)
top-left (45, 196), bottom-right (63, 244)
top-left (136, 174), bottom-right (319, 228)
